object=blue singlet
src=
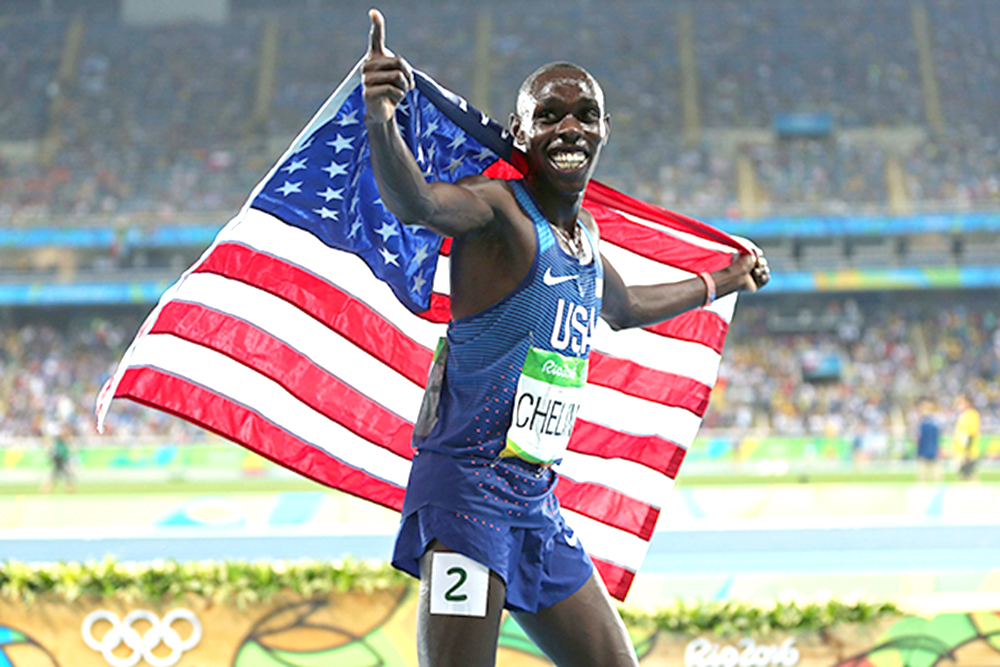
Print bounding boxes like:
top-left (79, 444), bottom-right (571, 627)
top-left (391, 180), bottom-right (604, 613)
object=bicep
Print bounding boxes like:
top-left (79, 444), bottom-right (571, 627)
top-left (412, 177), bottom-right (496, 237)
top-left (599, 256), bottom-right (634, 331)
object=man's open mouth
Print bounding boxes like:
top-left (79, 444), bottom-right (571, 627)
top-left (549, 149), bottom-right (588, 171)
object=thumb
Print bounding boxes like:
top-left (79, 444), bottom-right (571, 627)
top-left (368, 8), bottom-right (386, 56)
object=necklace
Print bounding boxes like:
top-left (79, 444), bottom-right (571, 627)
top-left (551, 223), bottom-right (588, 260)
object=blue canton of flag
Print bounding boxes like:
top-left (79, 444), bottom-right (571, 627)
top-left (252, 72), bottom-right (504, 313)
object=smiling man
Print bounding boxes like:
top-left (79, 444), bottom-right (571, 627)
top-left (363, 9), bottom-right (767, 666)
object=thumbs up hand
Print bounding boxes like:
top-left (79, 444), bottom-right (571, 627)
top-left (363, 9), bottom-right (414, 125)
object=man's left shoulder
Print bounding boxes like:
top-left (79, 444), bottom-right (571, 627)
top-left (579, 206), bottom-right (600, 240)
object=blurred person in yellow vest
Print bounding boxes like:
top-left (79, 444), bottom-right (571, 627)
top-left (953, 394), bottom-right (981, 481)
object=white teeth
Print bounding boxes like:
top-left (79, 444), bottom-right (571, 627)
top-left (551, 151), bottom-right (586, 170)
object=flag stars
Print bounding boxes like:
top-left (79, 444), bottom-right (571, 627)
top-left (410, 243), bottom-right (431, 267)
top-left (444, 156), bottom-right (464, 175)
top-left (317, 186), bottom-right (344, 202)
top-left (375, 221), bottom-right (399, 243)
top-left (292, 139), bottom-right (313, 154)
top-left (347, 219), bottom-right (363, 240)
top-left (276, 181), bottom-right (303, 196)
top-left (474, 147), bottom-right (494, 162)
top-left (322, 161), bottom-right (348, 178)
top-left (447, 132), bottom-right (466, 151)
top-left (282, 158), bottom-right (308, 174)
top-left (422, 119), bottom-right (439, 138)
top-left (313, 207), bottom-right (339, 221)
top-left (336, 109), bottom-right (359, 126)
top-left (411, 270), bottom-right (427, 294)
top-left (378, 247), bottom-right (400, 266)
top-left (326, 134), bottom-right (355, 153)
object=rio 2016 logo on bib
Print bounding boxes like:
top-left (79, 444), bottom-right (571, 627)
top-left (503, 347), bottom-right (588, 466)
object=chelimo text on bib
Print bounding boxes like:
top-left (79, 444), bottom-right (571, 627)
top-left (503, 346), bottom-right (588, 466)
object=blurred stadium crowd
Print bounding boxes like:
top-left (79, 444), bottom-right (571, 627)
top-left (0, 0), bottom-right (997, 223)
top-left (0, 0), bottom-right (997, 467)
top-left (1, 297), bottom-right (996, 463)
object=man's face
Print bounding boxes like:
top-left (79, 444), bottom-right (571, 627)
top-left (512, 69), bottom-right (610, 193)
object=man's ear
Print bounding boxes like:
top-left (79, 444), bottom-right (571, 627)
top-left (601, 113), bottom-right (612, 146)
top-left (509, 112), bottom-right (527, 150)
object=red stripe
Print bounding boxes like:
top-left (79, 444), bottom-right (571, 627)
top-left (589, 202), bottom-right (732, 274)
top-left (644, 309), bottom-right (729, 355)
top-left (115, 367), bottom-right (406, 511)
top-left (555, 477), bottom-right (659, 541)
top-left (194, 243), bottom-right (434, 386)
top-left (151, 302), bottom-right (416, 461)
top-left (591, 557), bottom-right (635, 602)
top-left (568, 421), bottom-right (686, 478)
top-left (440, 238), bottom-right (452, 256)
top-left (584, 179), bottom-right (746, 254)
top-left (589, 352), bottom-right (711, 417)
top-left (416, 292), bottom-right (451, 323)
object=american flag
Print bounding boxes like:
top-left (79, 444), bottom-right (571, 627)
top-left (97, 59), bottom-right (747, 601)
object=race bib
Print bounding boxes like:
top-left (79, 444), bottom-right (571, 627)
top-left (502, 346), bottom-right (587, 466)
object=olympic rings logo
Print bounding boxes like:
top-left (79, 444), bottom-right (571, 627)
top-left (81, 609), bottom-right (202, 667)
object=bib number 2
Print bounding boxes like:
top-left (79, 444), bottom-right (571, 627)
top-left (429, 552), bottom-right (489, 617)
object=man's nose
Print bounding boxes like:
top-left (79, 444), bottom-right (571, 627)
top-left (555, 114), bottom-right (583, 139)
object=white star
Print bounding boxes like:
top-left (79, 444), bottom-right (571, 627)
top-left (292, 138), bottom-right (313, 154)
top-left (372, 196), bottom-right (386, 210)
top-left (374, 221), bottom-right (399, 243)
top-left (474, 147), bottom-right (494, 162)
top-left (276, 181), bottom-right (303, 196)
top-left (378, 246), bottom-right (400, 266)
top-left (422, 119), bottom-right (439, 138)
top-left (397, 100), bottom-right (410, 116)
top-left (448, 132), bottom-right (466, 150)
top-left (347, 219), bottom-right (363, 239)
top-left (458, 98), bottom-right (468, 112)
top-left (444, 156), bottom-right (464, 175)
top-left (427, 145), bottom-right (437, 164)
top-left (322, 161), bottom-right (348, 178)
top-left (282, 158), bottom-right (308, 174)
top-left (410, 243), bottom-right (431, 267)
top-left (480, 112), bottom-right (490, 126)
top-left (337, 109), bottom-right (359, 126)
top-left (313, 207), bottom-right (339, 221)
top-left (326, 133), bottom-right (354, 153)
top-left (415, 144), bottom-right (426, 166)
top-left (317, 186), bottom-right (344, 202)
top-left (411, 270), bottom-right (427, 294)
top-left (350, 194), bottom-right (360, 214)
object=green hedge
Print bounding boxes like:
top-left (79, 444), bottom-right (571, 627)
top-left (0, 558), bottom-right (900, 636)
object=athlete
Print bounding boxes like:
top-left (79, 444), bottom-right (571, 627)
top-left (363, 9), bottom-right (769, 666)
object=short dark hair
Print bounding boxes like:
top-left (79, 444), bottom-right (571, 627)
top-left (515, 62), bottom-right (604, 119)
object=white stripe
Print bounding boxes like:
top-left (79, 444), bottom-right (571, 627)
top-left (591, 320), bottom-right (723, 388)
top-left (226, 209), bottom-right (447, 347)
top-left (127, 334), bottom-right (413, 486)
top-left (606, 206), bottom-right (747, 255)
top-left (556, 451), bottom-right (675, 509)
top-left (580, 383), bottom-right (703, 448)
top-left (433, 254), bottom-right (450, 294)
top-left (170, 273), bottom-right (425, 421)
top-left (601, 242), bottom-right (737, 324)
top-left (601, 242), bottom-right (694, 286)
top-left (561, 509), bottom-right (649, 571)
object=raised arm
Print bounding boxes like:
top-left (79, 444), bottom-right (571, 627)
top-left (363, 9), bottom-right (494, 237)
top-left (601, 251), bottom-right (769, 330)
